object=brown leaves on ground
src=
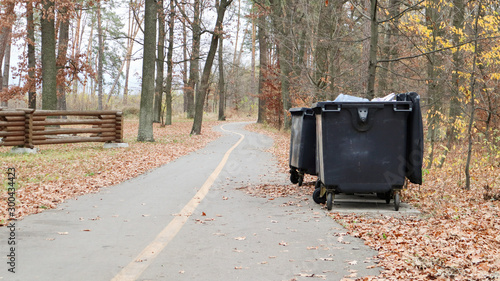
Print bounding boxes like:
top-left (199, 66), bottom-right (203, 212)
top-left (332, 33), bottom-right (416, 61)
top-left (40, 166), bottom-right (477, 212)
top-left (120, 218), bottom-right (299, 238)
top-left (247, 123), bottom-right (500, 280)
top-left (0, 119), bottom-right (221, 224)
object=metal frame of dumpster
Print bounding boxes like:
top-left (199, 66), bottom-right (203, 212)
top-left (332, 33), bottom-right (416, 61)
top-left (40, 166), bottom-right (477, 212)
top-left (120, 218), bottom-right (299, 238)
top-left (289, 107), bottom-right (317, 186)
top-left (313, 100), bottom-right (413, 211)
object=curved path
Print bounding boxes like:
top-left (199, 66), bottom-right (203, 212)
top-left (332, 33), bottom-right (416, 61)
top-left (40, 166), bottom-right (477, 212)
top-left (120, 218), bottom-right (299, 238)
top-left (2, 122), bottom-right (380, 280)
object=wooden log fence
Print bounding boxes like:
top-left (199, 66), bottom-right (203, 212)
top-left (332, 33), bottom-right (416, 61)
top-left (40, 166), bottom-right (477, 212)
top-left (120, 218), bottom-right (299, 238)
top-left (0, 108), bottom-right (124, 148)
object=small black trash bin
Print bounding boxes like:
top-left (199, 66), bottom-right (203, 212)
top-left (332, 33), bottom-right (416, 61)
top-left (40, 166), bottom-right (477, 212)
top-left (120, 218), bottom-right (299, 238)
top-left (313, 100), bottom-right (414, 210)
top-left (289, 107), bottom-right (317, 186)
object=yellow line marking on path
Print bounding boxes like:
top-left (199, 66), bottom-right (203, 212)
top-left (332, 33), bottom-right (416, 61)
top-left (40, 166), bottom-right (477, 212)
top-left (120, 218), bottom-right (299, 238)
top-left (111, 124), bottom-right (245, 281)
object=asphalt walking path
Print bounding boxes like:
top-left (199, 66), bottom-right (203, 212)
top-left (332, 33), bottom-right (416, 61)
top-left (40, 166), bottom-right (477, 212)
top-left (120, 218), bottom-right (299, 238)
top-left (2, 122), bottom-right (382, 281)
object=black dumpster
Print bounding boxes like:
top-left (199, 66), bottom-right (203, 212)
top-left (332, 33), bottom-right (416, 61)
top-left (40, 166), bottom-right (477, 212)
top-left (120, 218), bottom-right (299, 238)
top-left (289, 107), bottom-right (317, 186)
top-left (313, 99), bottom-right (415, 210)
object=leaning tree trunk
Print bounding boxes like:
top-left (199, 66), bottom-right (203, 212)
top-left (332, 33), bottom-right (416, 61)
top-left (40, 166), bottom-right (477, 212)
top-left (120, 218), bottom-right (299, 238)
top-left (137, 0), bottom-right (157, 142)
top-left (190, 0), bottom-right (233, 135)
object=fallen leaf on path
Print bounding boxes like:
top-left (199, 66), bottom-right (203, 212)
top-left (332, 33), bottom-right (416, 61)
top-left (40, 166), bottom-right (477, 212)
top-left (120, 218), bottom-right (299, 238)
top-left (234, 236), bottom-right (246, 240)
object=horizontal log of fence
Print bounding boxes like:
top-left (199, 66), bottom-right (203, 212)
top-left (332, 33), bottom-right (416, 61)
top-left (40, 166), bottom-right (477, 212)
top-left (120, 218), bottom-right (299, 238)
top-left (0, 108), bottom-right (124, 148)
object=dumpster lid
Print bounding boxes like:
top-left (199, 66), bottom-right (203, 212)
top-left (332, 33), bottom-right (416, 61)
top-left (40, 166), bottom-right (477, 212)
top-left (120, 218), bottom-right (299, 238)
top-left (289, 107), bottom-right (314, 115)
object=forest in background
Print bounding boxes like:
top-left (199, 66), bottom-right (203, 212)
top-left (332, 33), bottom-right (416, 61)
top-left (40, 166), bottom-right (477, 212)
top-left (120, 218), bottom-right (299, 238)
top-left (0, 0), bottom-right (499, 188)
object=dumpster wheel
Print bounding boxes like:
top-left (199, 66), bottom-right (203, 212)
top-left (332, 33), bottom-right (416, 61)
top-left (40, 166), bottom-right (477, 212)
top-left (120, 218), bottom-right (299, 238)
top-left (326, 192), bottom-right (334, 211)
top-left (289, 169), bottom-right (299, 184)
top-left (313, 188), bottom-right (326, 204)
top-left (394, 191), bottom-right (401, 211)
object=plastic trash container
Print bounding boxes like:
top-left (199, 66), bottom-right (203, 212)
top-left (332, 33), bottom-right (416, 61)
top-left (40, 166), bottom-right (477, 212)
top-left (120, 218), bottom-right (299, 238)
top-left (289, 107), bottom-right (317, 186)
top-left (313, 100), bottom-right (414, 210)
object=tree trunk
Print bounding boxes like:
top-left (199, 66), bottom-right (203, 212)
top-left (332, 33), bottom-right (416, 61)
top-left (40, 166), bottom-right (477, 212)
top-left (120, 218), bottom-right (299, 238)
top-left (71, 8), bottom-right (82, 103)
top-left (27, 1), bottom-right (36, 109)
top-left (123, 0), bottom-right (138, 106)
top-left (107, 14), bottom-right (143, 106)
top-left (437, 0), bottom-right (465, 168)
top-left (56, 6), bottom-right (70, 111)
top-left (154, 0), bottom-right (166, 123)
top-left (366, 0), bottom-right (378, 99)
top-left (251, 4), bottom-right (256, 106)
top-left (1, 29), bottom-right (11, 107)
top-left (378, 0), bottom-right (399, 94)
top-left (465, 2), bottom-right (482, 190)
top-left (182, 0), bottom-right (188, 113)
top-left (0, 2), bottom-right (14, 106)
top-left (137, 0), bottom-right (157, 142)
top-left (41, 0), bottom-right (57, 110)
top-left (164, 0), bottom-right (175, 126)
top-left (270, 0), bottom-right (292, 130)
top-left (97, 2), bottom-right (104, 110)
top-left (191, 0), bottom-right (233, 135)
top-left (218, 33), bottom-right (225, 121)
top-left (449, 0), bottom-right (465, 130)
top-left (425, 0), bottom-right (445, 169)
top-left (257, 9), bottom-right (268, 124)
top-left (186, 0), bottom-right (200, 119)
top-left (314, 1), bottom-right (334, 100)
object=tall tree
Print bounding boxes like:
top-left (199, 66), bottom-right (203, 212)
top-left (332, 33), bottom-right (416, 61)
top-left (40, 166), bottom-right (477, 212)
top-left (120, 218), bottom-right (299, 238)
top-left (0, 2), bottom-right (14, 106)
top-left (218, 31), bottom-right (225, 121)
top-left (97, 1), bottom-right (104, 110)
top-left (190, 0), bottom-right (233, 135)
top-left (123, 0), bottom-right (141, 106)
top-left (448, 0), bottom-right (465, 139)
top-left (56, 5), bottom-right (70, 111)
top-left (27, 1), bottom-right (36, 109)
top-left (378, 0), bottom-right (400, 94)
top-left (154, 0), bottom-right (166, 123)
top-left (425, 0), bottom-right (445, 168)
top-left (185, 0), bottom-right (201, 119)
top-left (164, 0), bottom-right (175, 126)
top-left (269, 0), bottom-right (293, 130)
top-left (41, 0), bottom-right (57, 110)
top-left (1, 27), bottom-right (11, 107)
top-left (465, 1), bottom-right (482, 190)
top-left (181, 0), bottom-right (188, 113)
top-left (256, 5), bottom-right (268, 124)
top-left (137, 0), bottom-right (157, 142)
top-left (366, 0), bottom-right (379, 99)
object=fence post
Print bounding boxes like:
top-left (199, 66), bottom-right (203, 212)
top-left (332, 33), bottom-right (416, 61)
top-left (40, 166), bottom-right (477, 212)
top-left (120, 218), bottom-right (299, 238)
top-left (116, 111), bottom-right (123, 143)
top-left (20, 108), bottom-right (35, 148)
